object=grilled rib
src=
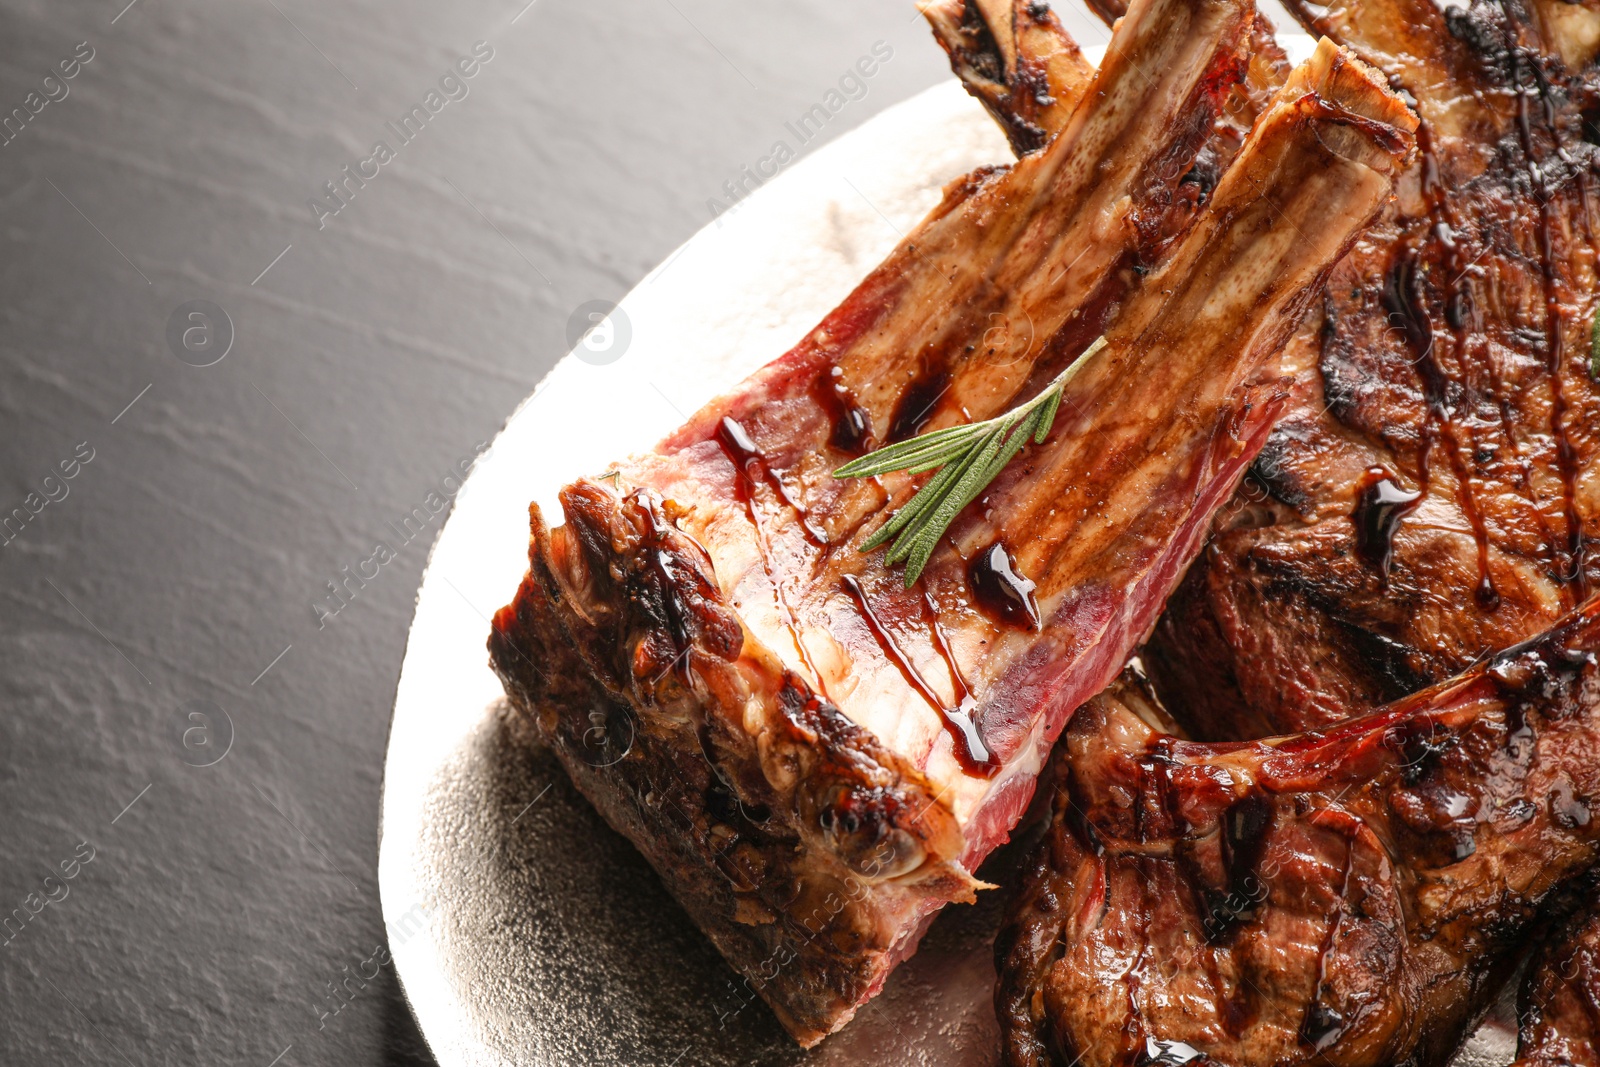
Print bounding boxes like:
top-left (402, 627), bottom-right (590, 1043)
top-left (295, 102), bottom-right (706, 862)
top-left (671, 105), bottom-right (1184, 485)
top-left (924, 0), bottom-right (1290, 264)
top-left (921, 0), bottom-right (1094, 156)
top-left (1140, 0), bottom-right (1600, 742)
top-left (997, 596), bottom-right (1600, 1067)
top-left (490, 5), bottom-right (1414, 1045)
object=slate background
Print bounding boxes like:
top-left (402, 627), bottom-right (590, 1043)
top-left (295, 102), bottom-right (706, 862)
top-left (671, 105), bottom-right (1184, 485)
top-left (0, 1), bottom-right (1285, 1064)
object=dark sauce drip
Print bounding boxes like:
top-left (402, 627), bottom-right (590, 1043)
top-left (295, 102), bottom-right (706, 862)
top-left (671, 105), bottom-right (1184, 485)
top-left (1137, 737), bottom-right (1188, 842)
top-left (1487, 630), bottom-right (1595, 710)
top-left (1205, 794), bottom-right (1273, 944)
top-left (1504, 700), bottom-right (1535, 760)
top-left (841, 574), bottom-right (998, 777)
top-left (628, 490), bottom-right (698, 684)
top-left (1388, 116), bottom-right (1502, 610)
top-left (842, 574), bottom-right (943, 710)
top-left (813, 366), bottom-right (872, 455)
top-left (1389, 718), bottom-right (1454, 786)
top-left (716, 416), bottom-right (829, 547)
top-left (1383, 244), bottom-right (1499, 610)
top-left (1198, 937), bottom-right (1252, 1038)
top-left (712, 420), bottom-right (829, 693)
top-left (968, 542), bottom-right (1042, 631)
top-left (887, 366), bottom-right (950, 443)
top-left (1507, 43), bottom-right (1587, 594)
top-left (921, 591), bottom-right (1000, 776)
top-left (1302, 93), bottom-right (1414, 156)
top-left (1352, 467), bottom-right (1422, 583)
top-left (1299, 997), bottom-right (1346, 1054)
top-left (1385, 715), bottom-right (1481, 862)
top-left (1131, 1037), bottom-right (1208, 1067)
top-left (924, 598), bottom-right (972, 707)
top-left (1301, 829), bottom-right (1357, 1052)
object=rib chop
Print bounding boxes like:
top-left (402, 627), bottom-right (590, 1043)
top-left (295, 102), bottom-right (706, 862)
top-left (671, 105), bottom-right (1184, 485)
top-left (488, 1), bottom-right (1414, 1045)
top-left (997, 595), bottom-right (1600, 1067)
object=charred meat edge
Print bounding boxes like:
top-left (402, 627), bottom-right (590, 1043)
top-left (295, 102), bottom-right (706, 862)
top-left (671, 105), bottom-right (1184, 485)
top-left (921, 0), bottom-right (1095, 155)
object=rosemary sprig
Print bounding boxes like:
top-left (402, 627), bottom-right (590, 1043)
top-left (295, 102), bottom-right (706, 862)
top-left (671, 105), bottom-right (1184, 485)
top-left (835, 335), bottom-right (1108, 586)
top-left (1590, 305), bottom-right (1600, 380)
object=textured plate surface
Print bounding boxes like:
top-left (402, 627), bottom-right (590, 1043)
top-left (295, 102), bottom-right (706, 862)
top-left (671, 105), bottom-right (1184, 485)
top-left (379, 39), bottom-right (1517, 1067)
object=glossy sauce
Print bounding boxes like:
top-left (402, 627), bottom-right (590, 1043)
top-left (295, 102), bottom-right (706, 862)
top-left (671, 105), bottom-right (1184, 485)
top-left (1131, 1037), bottom-right (1208, 1067)
top-left (1205, 794), bottom-right (1272, 943)
top-left (1391, 107), bottom-right (1517, 610)
top-left (1299, 835), bottom-right (1353, 1052)
top-left (887, 366), bottom-right (949, 443)
top-left (1351, 467), bottom-right (1421, 582)
top-left (841, 574), bottom-right (999, 777)
top-left (716, 416), bottom-right (829, 547)
top-left (1383, 244), bottom-right (1500, 610)
top-left (714, 418), bottom-right (830, 693)
top-left (968, 542), bottom-right (1042, 630)
top-left (1508, 46), bottom-right (1588, 594)
top-left (813, 366), bottom-right (872, 455)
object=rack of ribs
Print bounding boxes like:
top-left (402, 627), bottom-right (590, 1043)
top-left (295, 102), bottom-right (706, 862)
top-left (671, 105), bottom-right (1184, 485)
top-left (996, 595), bottom-right (1600, 1067)
top-left (1137, 0), bottom-right (1600, 742)
top-left (488, 0), bottom-right (1415, 1046)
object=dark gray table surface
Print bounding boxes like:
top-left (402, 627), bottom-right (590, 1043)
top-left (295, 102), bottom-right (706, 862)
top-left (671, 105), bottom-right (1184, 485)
top-left (0, 1), bottom-right (1217, 1064)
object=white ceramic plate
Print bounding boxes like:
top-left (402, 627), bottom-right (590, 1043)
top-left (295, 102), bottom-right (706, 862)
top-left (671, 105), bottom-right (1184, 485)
top-left (377, 36), bottom-right (1518, 1067)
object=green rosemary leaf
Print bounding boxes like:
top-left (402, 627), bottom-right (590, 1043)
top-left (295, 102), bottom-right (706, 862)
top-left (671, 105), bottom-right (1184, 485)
top-left (885, 425), bottom-right (1004, 566)
top-left (833, 423), bottom-right (979, 478)
top-left (836, 335), bottom-right (1111, 585)
top-left (862, 446), bottom-right (979, 551)
top-left (838, 429), bottom-right (980, 478)
top-left (1034, 387), bottom-right (1062, 444)
top-left (1590, 305), bottom-right (1600, 381)
top-left (896, 423), bottom-right (1013, 580)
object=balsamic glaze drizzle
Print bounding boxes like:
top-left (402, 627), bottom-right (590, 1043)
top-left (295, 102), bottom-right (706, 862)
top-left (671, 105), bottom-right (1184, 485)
top-left (841, 574), bottom-right (999, 776)
top-left (1351, 466), bottom-right (1422, 583)
top-left (968, 542), bottom-right (1043, 631)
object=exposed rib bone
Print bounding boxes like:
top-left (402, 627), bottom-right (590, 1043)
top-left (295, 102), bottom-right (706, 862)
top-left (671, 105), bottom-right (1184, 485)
top-left (921, 0), bottom-right (1094, 154)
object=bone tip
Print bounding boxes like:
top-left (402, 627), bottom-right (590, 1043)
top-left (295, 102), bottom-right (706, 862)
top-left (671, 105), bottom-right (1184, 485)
top-left (1305, 37), bottom-right (1421, 136)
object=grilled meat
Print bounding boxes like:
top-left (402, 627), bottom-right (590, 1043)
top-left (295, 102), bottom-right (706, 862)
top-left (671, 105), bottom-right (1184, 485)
top-left (1514, 879), bottom-right (1600, 1067)
top-left (489, 3), bottom-right (1414, 1045)
top-left (997, 596), bottom-right (1600, 1067)
top-left (923, 0), bottom-right (1289, 263)
top-left (1141, 0), bottom-right (1600, 741)
top-left (921, 0), bottom-right (1094, 156)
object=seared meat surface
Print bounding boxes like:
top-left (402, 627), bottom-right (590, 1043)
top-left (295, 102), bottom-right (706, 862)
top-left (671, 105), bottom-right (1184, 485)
top-left (1514, 880), bottom-right (1600, 1067)
top-left (1143, 0), bottom-right (1600, 740)
top-left (490, 0), bottom-right (1414, 1045)
top-left (921, 0), bottom-right (1095, 156)
top-left (923, 0), bottom-right (1289, 262)
top-left (997, 597), bottom-right (1600, 1067)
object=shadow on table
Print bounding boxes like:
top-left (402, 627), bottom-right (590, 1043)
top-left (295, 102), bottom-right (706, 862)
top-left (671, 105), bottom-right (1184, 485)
top-left (380, 959), bottom-right (440, 1066)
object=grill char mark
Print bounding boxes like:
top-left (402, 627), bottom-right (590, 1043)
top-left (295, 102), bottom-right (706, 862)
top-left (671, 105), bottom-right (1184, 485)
top-left (1144, 0), bottom-right (1600, 742)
